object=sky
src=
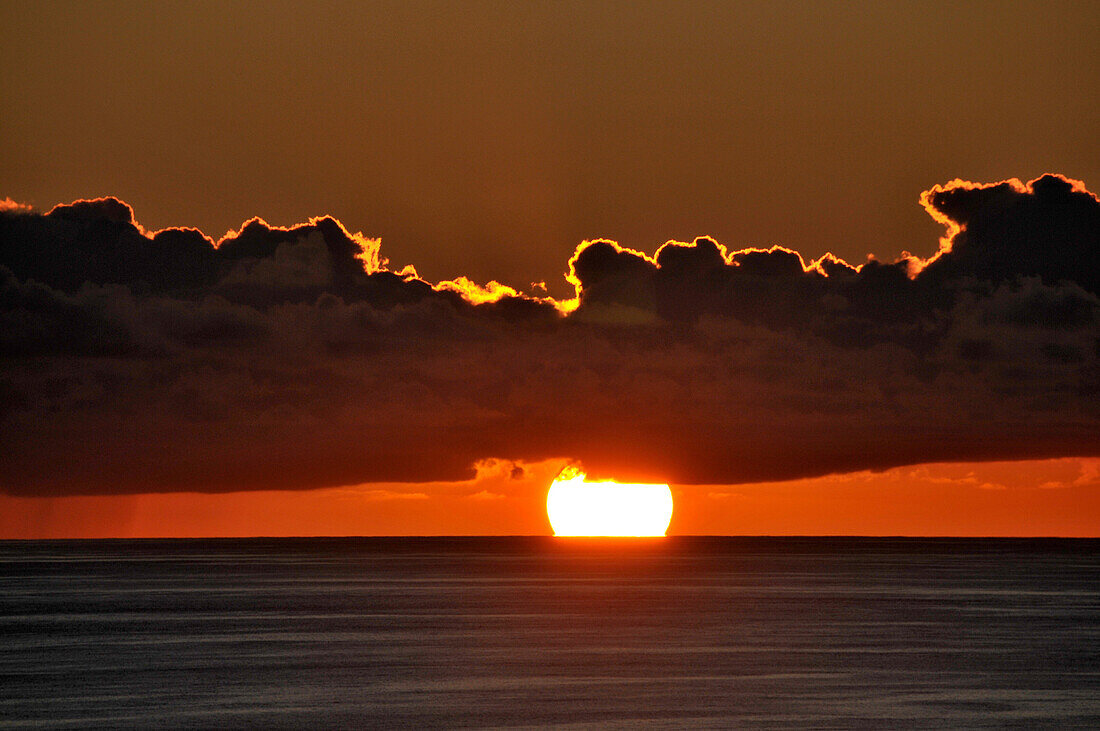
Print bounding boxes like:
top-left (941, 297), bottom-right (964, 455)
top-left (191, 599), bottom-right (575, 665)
top-left (1, 1), bottom-right (1098, 536)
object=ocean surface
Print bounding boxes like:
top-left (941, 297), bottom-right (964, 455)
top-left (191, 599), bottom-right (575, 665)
top-left (1, 537), bottom-right (1099, 728)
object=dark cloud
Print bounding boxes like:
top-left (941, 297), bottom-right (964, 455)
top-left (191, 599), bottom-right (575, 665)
top-left (921, 174), bottom-right (1100, 293)
top-left (1, 176), bottom-right (1098, 495)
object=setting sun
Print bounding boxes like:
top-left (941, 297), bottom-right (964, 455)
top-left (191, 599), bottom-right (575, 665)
top-left (546, 467), bottom-right (673, 536)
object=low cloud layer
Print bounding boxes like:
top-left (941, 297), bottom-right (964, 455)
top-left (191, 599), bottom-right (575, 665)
top-left (1, 175), bottom-right (1098, 495)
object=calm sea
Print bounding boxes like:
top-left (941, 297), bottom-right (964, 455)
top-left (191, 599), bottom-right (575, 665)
top-left (1, 537), bottom-right (1098, 728)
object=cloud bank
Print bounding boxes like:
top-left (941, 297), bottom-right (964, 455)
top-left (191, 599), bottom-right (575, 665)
top-left (1, 175), bottom-right (1097, 495)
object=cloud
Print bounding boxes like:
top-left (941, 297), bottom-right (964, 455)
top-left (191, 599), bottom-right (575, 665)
top-left (466, 490), bottom-right (506, 501)
top-left (0, 176), bottom-right (1098, 495)
top-left (355, 490), bottom-right (430, 501)
top-left (919, 174), bottom-right (1100, 293)
top-left (0, 198), bottom-right (34, 215)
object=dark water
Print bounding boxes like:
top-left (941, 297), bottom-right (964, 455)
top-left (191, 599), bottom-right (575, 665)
top-left (2, 538), bottom-right (1099, 728)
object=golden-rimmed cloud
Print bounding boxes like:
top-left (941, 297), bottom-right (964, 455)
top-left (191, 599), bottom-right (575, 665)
top-left (1, 175), bottom-right (1097, 494)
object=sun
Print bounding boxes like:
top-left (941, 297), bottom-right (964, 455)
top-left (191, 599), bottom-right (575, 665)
top-left (546, 467), bottom-right (673, 537)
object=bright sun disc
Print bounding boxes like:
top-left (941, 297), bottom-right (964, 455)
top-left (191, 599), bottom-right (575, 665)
top-left (546, 468), bottom-right (673, 536)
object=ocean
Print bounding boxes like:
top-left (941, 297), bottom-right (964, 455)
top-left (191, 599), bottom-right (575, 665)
top-left (1, 537), bottom-right (1098, 728)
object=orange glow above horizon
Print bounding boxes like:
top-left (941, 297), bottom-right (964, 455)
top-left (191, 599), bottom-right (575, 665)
top-left (0, 458), bottom-right (1098, 539)
top-left (546, 469), bottom-right (673, 537)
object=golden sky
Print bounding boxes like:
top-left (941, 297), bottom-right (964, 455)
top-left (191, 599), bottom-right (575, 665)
top-left (2, 1), bottom-right (1097, 295)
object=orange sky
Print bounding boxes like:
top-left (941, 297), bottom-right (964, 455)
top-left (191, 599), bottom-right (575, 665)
top-left (2, 3), bottom-right (1098, 538)
top-left (3, 457), bottom-right (1097, 538)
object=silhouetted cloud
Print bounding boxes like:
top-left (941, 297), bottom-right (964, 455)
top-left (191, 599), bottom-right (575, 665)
top-left (1, 175), bottom-right (1097, 495)
top-left (920, 175), bottom-right (1100, 294)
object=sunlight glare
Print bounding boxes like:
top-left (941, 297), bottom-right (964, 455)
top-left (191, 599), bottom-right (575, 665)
top-left (546, 467), bottom-right (673, 536)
